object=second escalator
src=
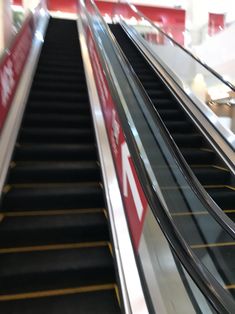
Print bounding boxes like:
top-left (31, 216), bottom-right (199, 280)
top-left (109, 23), bottom-right (235, 299)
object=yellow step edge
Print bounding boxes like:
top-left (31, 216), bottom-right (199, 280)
top-left (190, 164), bottom-right (228, 171)
top-left (191, 242), bottom-right (235, 249)
top-left (171, 211), bottom-right (209, 217)
top-left (0, 283), bottom-right (116, 302)
top-left (200, 148), bottom-right (213, 152)
top-left (171, 209), bottom-right (235, 217)
top-left (212, 165), bottom-right (229, 172)
top-left (0, 241), bottom-right (110, 254)
top-left (4, 182), bottom-right (101, 189)
top-left (2, 185), bottom-right (11, 193)
top-left (103, 208), bottom-right (108, 220)
top-left (12, 159), bottom-right (97, 164)
top-left (204, 185), bottom-right (235, 190)
top-left (225, 284), bottom-right (235, 290)
top-left (0, 208), bottom-right (105, 218)
top-left (114, 284), bottom-right (121, 306)
top-left (108, 242), bottom-right (113, 257)
top-left (3, 183), bottom-right (177, 191)
top-left (160, 185), bottom-right (234, 190)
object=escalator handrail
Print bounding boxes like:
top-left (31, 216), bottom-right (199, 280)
top-left (120, 0), bottom-right (235, 92)
top-left (119, 19), bottom-right (235, 238)
top-left (85, 1), bottom-right (235, 312)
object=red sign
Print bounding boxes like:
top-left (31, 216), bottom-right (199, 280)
top-left (0, 15), bottom-right (33, 131)
top-left (208, 13), bottom-right (225, 36)
top-left (87, 27), bottom-right (148, 249)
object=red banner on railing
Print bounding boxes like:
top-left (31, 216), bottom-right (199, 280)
top-left (0, 15), bottom-right (34, 131)
top-left (86, 26), bottom-right (148, 250)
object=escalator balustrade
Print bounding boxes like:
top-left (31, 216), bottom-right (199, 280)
top-left (109, 23), bottom-right (235, 299)
top-left (0, 19), bottom-right (121, 314)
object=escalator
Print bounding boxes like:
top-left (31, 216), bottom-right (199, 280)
top-left (0, 19), bottom-right (121, 313)
top-left (109, 23), bottom-right (235, 298)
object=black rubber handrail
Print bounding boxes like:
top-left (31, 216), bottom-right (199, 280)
top-left (121, 1), bottom-right (235, 92)
top-left (84, 1), bottom-right (235, 313)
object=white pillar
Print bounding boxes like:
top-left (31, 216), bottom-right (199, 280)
top-left (186, 0), bottom-right (229, 46)
top-left (0, 0), bottom-right (13, 51)
top-left (185, 0), bottom-right (209, 45)
top-left (225, 0), bottom-right (235, 24)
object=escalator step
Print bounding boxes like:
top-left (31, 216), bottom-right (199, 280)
top-left (31, 81), bottom-right (87, 93)
top-left (19, 128), bottom-right (94, 144)
top-left (152, 98), bottom-right (176, 108)
top-left (136, 74), bottom-right (158, 81)
top-left (157, 109), bottom-right (182, 120)
top-left (192, 167), bottom-right (231, 185)
top-left (38, 55), bottom-right (82, 62)
top-left (38, 58), bottom-right (82, 66)
top-left (142, 81), bottom-right (163, 89)
top-left (181, 149), bottom-right (215, 164)
top-left (28, 91), bottom-right (88, 102)
top-left (0, 211), bottom-right (108, 247)
top-left (9, 162), bottom-right (100, 184)
top-left (0, 289), bottom-right (120, 314)
top-left (0, 246), bottom-right (114, 294)
top-left (146, 90), bottom-right (168, 98)
top-left (26, 101), bottom-right (90, 115)
top-left (36, 67), bottom-right (84, 76)
top-left (14, 144), bottom-right (97, 161)
top-left (33, 73), bottom-right (82, 83)
top-left (172, 133), bottom-right (204, 147)
top-left (206, 188), bottom-right (235, 209)
top-left (38, 57), bottom-right (83, 66)
top-left (23, 114), bottom-right (92, 128)
top-left (2, 185), bottom-right (104, 211)
top-left (164, 120), bottom-right (193, 132)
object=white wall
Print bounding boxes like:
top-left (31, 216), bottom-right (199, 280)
top-left (225, 0), bottom-right (235, 23)
top-left (194, 23), bottom-right (235, 83)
